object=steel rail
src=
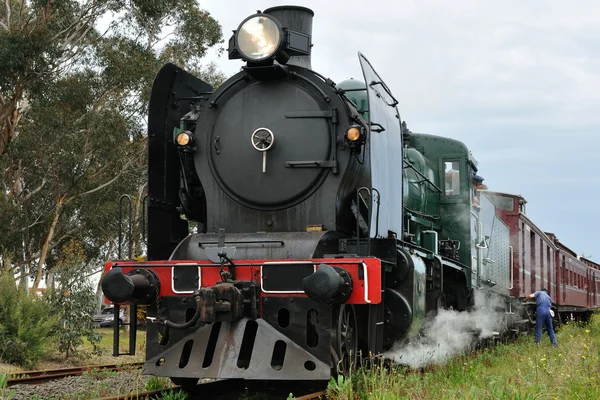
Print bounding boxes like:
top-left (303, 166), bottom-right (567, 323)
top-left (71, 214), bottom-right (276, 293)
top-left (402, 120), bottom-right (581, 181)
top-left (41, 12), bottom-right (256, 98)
top-left (92, 383), bottom-right (326, 400)
top-left (7, 362), bottom-right (144, 386)
top-left (295, 390), bottom-right (327, 399)
top-left (93, 387), bottom-right (175, 400)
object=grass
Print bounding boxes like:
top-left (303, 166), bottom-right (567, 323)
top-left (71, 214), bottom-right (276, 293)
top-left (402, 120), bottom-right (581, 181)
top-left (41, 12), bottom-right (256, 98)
top-left (325, 313), bottom-right (600, 400)
top-left (2, 314), bottom-right (597, 399)
top-left (82, 327), bottom-right (146, 359)
top-left (51, 327), bottom-right (147, 368)
top-left (0, 327), bottom-right (146, 374)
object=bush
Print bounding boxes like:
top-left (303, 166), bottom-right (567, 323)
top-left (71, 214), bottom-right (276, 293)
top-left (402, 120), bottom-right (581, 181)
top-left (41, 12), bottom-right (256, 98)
top-left (45, 240), bottom-right (103, 359)
top-left (0, 273), bottom-right (57, 368)
top-left (46, 274), bottom-right (103, 359)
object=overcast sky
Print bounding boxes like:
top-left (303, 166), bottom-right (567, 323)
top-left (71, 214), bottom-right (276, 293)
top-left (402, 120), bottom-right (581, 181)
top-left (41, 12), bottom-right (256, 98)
top-left (200, 0), bottom-right (599, 260)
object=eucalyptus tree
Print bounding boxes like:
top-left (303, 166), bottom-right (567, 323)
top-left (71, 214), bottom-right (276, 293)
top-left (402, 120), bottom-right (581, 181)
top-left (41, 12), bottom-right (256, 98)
top-left (0, 0), bottom-right (224, 292)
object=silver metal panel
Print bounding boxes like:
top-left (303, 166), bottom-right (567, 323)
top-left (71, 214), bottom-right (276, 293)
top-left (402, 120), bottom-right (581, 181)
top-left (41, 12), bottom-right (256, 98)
top-left (144, 318), bottom-right (330, 380)
top-left (478, 194), bottom-right (497, 242)
top-left (480, 194), bottom-right (510, 295)
top-left (359, 53), bottom-right (404, 238)
top-left (486, 215), bottom-right (510, 294)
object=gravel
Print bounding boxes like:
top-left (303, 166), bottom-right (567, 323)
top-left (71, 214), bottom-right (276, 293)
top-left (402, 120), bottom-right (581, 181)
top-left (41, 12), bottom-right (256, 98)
top-left (5, 370), bottom-right (168, 400)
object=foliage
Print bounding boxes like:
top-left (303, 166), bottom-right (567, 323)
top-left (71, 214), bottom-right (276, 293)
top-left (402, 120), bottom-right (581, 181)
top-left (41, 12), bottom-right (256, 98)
top-left (327, 313), bottom-right (600, 399)
top-left (0, 273), bottom-right (57, 368)
top-left (155, 390), bottom-right (189, 400)
top-left (0, 0), bottom-right (225, 293)
top-left (0, 373), bottom-right (16, 400)
top-left (83, 367), bottom-right (118, 380)
top-left (45, 240), bottom-right (103, 359)
top-left (136, 304), bottom-right (148, 328)
top-left (190, 61), bottom-right (228, 89)
top-left (146, 376), bottom-right (173, 391)
top-left (0, 0), bottom-right (122, 154)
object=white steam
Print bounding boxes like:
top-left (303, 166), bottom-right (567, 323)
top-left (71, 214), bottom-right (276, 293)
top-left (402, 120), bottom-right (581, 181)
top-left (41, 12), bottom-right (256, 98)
top-left (383, 290), bottom-right (506, 369)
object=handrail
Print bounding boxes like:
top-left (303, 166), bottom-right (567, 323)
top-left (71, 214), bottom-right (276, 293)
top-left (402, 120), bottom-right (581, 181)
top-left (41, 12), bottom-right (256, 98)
top-left (372, 188), bottom-right (381, 238)
top-left (369, 80), bottom-right (399, 107)
top-left (355, 187), bottom-right (372, 255)
top-left (509, 246), bottom-right (514, 289)
top-left (403, 159), bottom-right (443, 193)
top-left (141, 194), bottom-right (148, 245)
top-left (477, 222), bottom-right (483, 287)
top-left (362, 262), bottom-right (371, 304)
top-left (354, 187), bottom-right (381, 255)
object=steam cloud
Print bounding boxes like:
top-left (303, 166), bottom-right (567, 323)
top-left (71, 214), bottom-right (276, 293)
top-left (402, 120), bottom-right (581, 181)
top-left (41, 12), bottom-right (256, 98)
top-left (383, 290), bottom-right (506, 369)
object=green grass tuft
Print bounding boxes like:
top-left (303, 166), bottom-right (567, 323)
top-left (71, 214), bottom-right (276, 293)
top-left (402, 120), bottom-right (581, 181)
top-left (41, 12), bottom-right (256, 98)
top-left (327, 313), bottom-right (600, 399)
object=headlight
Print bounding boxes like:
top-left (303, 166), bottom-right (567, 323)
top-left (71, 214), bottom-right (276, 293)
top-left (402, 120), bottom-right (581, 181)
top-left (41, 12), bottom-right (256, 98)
top-left (174, 130), bottom-right (194, 148)
top-left (176, 131), bottom-right (191, 146)
top-left (346, 127), bottom-right (361, 141)
top-left (236, 15), bottom-right (282, 61)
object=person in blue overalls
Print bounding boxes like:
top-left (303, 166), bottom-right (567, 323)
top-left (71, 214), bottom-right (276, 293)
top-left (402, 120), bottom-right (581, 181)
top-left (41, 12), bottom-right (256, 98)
top-left (528, 289), bottom-right (558, 347)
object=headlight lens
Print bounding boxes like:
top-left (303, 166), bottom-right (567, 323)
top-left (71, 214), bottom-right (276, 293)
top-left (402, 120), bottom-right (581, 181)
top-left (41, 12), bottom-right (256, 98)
top-left (237, 16), bottom-right (281, 61)
top-left (346, 127), bottom-right (361, 141)
top-left (177, 131), bottom-right (192, 146)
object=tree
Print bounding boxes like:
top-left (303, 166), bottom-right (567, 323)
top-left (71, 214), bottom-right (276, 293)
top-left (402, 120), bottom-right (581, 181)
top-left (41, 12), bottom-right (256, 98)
top-left (45, 240), bottom-right (102, 359)
top-left (0, 0), bottom-right (124, 155)
top-left (4, 70), bottom-right (145, 291)
top-left (0, 0), bottom-right (224, 292)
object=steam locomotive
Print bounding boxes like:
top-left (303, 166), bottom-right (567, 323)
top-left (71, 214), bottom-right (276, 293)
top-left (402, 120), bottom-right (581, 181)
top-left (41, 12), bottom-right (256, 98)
top-left (101, 5), bottom-right (599, 390)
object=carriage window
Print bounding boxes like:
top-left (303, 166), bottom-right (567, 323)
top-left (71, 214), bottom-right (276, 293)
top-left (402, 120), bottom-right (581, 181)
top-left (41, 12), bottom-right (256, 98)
top-left (488, 194), bottom-right (515, 211)
top-left (444, 161), bottom-right (460, 196)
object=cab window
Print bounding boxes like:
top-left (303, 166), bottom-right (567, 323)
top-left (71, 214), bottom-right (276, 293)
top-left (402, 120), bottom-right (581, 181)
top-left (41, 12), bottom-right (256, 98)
top-left (444, 161), bottom-right (460, 196)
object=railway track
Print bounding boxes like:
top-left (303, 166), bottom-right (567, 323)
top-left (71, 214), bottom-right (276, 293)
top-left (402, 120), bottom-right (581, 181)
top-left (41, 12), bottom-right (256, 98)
top-left (92, 379), bottom-right (328, 400)
top-left (94, 389), bottom-right (327, 400)
top-left (94, 388), bottom-right (175, 400)
top-left (6, 362), bottom-right (144, 386)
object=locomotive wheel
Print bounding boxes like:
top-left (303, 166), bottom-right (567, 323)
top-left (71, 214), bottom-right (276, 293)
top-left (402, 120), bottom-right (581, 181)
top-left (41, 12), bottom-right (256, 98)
top-left (331, 304), bottom-right (358, 375)
top-left (170, 377), bottom-right (199, 393)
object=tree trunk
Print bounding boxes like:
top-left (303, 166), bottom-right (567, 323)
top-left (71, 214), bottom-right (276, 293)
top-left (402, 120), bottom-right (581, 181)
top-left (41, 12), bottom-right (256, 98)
top-left (18, 258), bottom-right (28, 293)
top-left (0, 101), bottom-right (21, 155)
top-left (132, 183), bottom-right (146, 259)
top-left (96, 278), bottom-right (104, 312)
top-left (0, 85), bottom-right (23, 156)
top-left (97, 240), bottom-right (114, 311)
top-left (31, 195), bottom-right (65, 293)
top-left (123, 304), bottom-right (130, 334)
top-left (47, 270), bottom-right (55, 292)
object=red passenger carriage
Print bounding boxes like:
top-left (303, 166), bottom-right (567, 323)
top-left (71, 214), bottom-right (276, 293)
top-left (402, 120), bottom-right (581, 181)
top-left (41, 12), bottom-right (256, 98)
top-left (484, 191), bottom-right (597, 323)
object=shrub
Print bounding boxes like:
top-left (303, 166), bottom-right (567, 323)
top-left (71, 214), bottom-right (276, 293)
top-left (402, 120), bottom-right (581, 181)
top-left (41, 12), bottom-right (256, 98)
top-left (0, 273), bottom-right (57, 368)
top-left (45, 275), bottom-right (103, 359)
top-left (45, 240), bottom-right (103, 359)
top-left (145, 376), bottom-right (172, 391)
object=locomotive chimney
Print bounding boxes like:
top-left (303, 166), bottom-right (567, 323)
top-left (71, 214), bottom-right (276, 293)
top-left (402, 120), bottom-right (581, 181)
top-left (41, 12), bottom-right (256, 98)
top-left (263, 5), bottom-right (314, 69)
